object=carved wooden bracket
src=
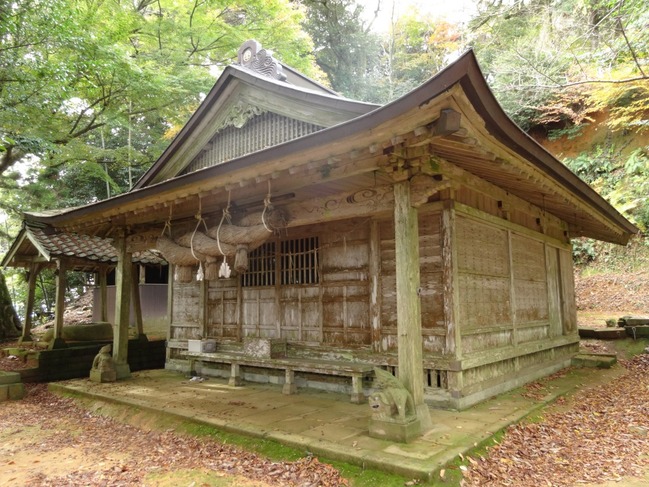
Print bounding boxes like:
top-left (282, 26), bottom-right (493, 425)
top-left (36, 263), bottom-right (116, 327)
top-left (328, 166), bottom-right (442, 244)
top-left (409, 174), bottom-right (451, 207)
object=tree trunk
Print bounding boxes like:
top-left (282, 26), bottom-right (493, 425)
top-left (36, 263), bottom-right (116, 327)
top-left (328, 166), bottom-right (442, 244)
top-left (0, 270), bottom-right (21, 339)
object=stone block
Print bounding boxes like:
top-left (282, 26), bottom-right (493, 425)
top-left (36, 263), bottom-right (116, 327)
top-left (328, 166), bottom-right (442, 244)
top-left (572, 353), bottom-right (617, 368)
top-left (243, 337), bottom-right (286, 358)
top-left (114, 362), bottom-right (131, 380)
top-left (89, 368), bottom-right (117, 383)
top-left (0, 383), bottom-right (25, 401)
top-left (0, 371), bottom-right (21, 385)
top-left (8, 383), bottom-right (24, 400)
top-left (187, 339), bottom-right (217, 353)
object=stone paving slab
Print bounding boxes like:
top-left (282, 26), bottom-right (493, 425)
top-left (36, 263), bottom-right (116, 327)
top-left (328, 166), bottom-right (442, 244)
top-left (48, 365), bottom-right (620, 480)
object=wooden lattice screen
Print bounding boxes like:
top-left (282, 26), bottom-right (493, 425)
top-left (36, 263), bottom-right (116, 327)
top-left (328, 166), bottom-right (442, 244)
top-left (280, 237), bottom-right (319, 285)
top-left (241, 242), bottom-right (276, 287)
top-left (242, 237), bottom-right (319, 287)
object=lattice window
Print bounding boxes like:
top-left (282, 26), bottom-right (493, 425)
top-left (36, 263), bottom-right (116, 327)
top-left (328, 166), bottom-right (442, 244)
top-left (242, 237), bottom-right (319, 287)
top-left (242, 242), bottom-right (276, 287)
top-left (280, 237), bottom-right (318, 285)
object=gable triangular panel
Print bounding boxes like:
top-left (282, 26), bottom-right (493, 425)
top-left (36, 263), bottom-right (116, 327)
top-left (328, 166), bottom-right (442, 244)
top-left (136, 41), bottom-right (378, 187)
top-left (181, 109), bottom-right (325, 177)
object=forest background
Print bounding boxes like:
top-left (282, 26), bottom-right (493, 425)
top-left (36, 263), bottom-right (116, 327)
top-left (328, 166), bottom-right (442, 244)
top-left (0, 0), bottom-right (647, 335)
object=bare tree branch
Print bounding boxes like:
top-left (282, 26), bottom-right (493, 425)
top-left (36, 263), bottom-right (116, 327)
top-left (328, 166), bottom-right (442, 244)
top-left (616, 17), bottom-right (646, 77)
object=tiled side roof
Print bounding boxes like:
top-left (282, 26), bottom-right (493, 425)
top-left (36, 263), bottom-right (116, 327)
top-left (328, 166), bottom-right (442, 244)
top-left (28, 226), bottom-right (165, 265)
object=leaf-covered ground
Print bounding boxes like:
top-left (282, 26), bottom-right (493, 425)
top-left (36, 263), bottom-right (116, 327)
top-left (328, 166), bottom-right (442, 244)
top-left (461, 354), bottom-right (649, 486)
top-left (575, 270), bottom-right (649, 315)
top-left (0, 384), bottom-right (347, 487)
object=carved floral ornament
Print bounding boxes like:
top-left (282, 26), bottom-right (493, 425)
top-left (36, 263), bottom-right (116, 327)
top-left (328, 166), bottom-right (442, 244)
top-left (217, 101), bottom-right (266, 130)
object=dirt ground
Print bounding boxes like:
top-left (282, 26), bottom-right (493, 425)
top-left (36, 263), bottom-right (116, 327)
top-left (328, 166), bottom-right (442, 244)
top-left (575, 270), bottom-right (649, 326)
top-left (0, 384), bottom-right (346, 487)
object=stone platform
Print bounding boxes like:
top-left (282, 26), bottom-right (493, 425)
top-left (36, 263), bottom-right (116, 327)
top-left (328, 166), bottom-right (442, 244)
top-left (48, 363), bottom-right (624, 481)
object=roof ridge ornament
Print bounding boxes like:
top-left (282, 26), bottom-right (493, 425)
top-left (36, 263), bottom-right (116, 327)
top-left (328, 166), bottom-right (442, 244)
top-left (237, 39), bottom-right (287, 82)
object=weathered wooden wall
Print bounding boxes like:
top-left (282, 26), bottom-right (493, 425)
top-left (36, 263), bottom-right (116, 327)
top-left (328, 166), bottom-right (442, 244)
top-left (165, 178), bottom-right (579, 410)
top-left (378, 208), bottom-right (444, 354)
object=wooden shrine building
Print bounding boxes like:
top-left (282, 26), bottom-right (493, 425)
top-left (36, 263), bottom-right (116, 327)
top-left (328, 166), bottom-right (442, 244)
top-left (4, 41), bottom-right (637, 420)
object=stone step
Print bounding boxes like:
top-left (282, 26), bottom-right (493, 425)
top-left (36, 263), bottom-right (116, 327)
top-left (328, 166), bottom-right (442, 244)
top-left (572, 353), bottom-right (617, 369)
top-left (578, 327), bottom-right (627, 339)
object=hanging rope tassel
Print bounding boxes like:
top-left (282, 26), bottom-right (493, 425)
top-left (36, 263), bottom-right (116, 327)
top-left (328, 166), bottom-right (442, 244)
top-left (216, 191), bottom-right (232, 279)
top-left (190, 196), bottom-right (209, 281)
top-left (261, 180), bottom-right (273, 233)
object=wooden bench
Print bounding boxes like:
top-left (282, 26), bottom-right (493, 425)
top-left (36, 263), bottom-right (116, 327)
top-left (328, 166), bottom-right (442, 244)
top-left (181, 351), bottom-right (374, 404)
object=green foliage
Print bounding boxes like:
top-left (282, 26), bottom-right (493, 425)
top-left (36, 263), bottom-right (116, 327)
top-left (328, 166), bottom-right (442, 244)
top-left (0, 269), bottom-right (21, 338)
top-left (571, 238), bottom-right (597, 266)
top-left (0, 0), bottom-right (316, 221)
top-left (469, 0), bottom-right (649, 129)
top-left (299, 0), bottom-right (385, 102)
top-left (0, 0), bottom-right (318, 316)
top-left (547, 123), bottom-right (589, 141)
top-left (564, 144), bottom-right (649, 231)
top-left (383, 9), bottom-right (462, 100)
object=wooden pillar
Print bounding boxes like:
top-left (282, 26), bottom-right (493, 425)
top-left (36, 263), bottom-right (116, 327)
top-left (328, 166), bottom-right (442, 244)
top-left (98, 267), bottom-right (109, 322)
top-left (49, 259), bottom-right (67, 349)
top-left (393, 180), bottom-right (432, 431)
top-left (369, 220), bottom-right (382, 352)
top-left (112, 231), bottom-right (132, 379)
top-left (165, 264), bottom-right (174, 361)
top-left (198, 277), bottom-right (208, 339)
top-left (20, 262), bottom-right (42, 344)
top-left (131, 264), bottom-right (145, 339)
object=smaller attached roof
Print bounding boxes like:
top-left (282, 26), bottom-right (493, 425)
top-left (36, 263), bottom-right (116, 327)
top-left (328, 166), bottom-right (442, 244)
top-left (2, 223), bottom-right (165, 271)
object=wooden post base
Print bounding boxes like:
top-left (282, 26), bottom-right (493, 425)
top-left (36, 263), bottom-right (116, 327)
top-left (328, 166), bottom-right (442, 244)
top-left (368, 416), bottom-right (422, 443)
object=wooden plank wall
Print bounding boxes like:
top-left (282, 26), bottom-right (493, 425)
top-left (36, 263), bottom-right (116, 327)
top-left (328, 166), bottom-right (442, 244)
top-left (207, 279), bottom-right (238, 339)
top-left (198, 219), bottom-right (373, 348)
top-left (456, 217), bottom-right (512, 355)
top-left (456, 212), bottom-right (572, 355)
top-left (170, 281), bottom-right (201, 340)
top-left (455, 210), bottom-right (575, 370)
top-left (378, 209), bottom-right (444, 354)
top-left (169, 212), bottom-right (445, 354)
